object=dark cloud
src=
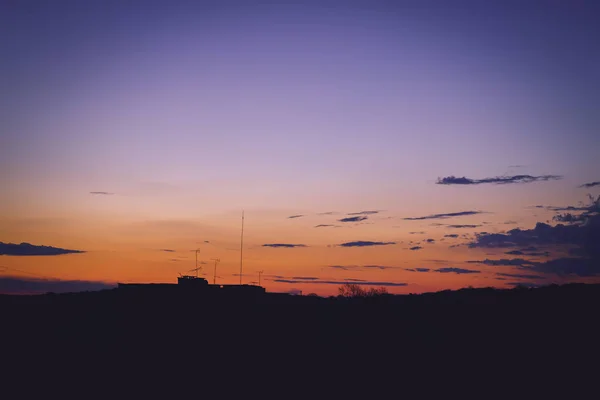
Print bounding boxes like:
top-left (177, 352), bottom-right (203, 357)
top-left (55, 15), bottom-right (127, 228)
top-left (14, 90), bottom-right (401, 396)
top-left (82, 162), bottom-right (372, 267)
top-left (409, 246), bottom-right (422, 251)
top-left (444, 234), bottom-right (459, 238)
top-left (272, 278), bottom-right (407, 287)
top-left (347, 210), bottom-right (381, 216)
top-left (469, 196), bottom-right (599, 271)
top-left (496, 273), bottom-right (546, 280)
top-left (160, 249), bottom-right (175, 252)
top-left (467, 258), bottom-right (536, 267)
top-left (436, 174), bottom-right (562, 185)
top-left (434, 268), bottom-right (481, 274)
top-left (0, 242), bottom-right (85, 256)
top-left (338, 216), bottom-right (368, 223)
top-left (447, 224), bottom-right (481, 228)
top-left (531, 257), bottom-right (598, 277)
top-left (0, 276), bottom-right (114, 295)
top-left (580, 181), bottom-right (600, 188)
top-left (505, 248), bottom-right (550, 257)
top-left (405, 268), bottom-right (430, 273)
top-left (90, 191), bottom-right (114, 195)
top-left (338, 241), bottom-right (396, 247)
top-left (291, 276), bottom-right (319, 280)
top-left (288, 215), bottom-right (304, 219)
top-left (262, 243), bottom-right (307, 248)
top-left (314, 224), bottom-right (338, 228)
top-left (425, 238), bottom-right (435, 243)
top-left (403, 211), bottom-right (483, 221)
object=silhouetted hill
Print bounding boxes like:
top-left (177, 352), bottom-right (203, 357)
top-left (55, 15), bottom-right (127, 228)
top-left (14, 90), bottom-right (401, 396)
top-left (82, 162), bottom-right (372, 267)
top-left (2, 284), bottom-right (598, 394)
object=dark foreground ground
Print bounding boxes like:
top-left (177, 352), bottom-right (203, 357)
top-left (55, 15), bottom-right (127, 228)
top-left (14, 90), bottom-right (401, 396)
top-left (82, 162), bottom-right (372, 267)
top-left (2, 283), bottom-right (599, 395)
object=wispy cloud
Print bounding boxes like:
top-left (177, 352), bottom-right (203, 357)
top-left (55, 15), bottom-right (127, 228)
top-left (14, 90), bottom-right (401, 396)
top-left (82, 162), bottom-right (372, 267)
top-left (496, 272), bottom-right (546, 280)
top-left (327, 265), bottom-right (400, 271)
top-left (403, 211), bottom-right (483, 221)
top-left (160, 249), bottom-right (176, 252)
top-left (467, 258), bottom-right (536, 267)
top-left (338, 241), bottom-right (396, 247)
top-left (314, 224), bottom-right (338, 228)
top-left (262, 243), bottom-right (307, 248)
top-left (409, 246), bottom-right (422, 251)
top-left (317, 211), bottom-right (338, 215)
top-left (288, 215), bottom-right (304, 219)
top-left (362, 265), bottom-right (400, 270)
top-left (579, 181), bottom-right (600, 188)
top-left (436, 174), bottom-right (562, 185)
top-left (446, 224), bottom-right (481, 228)
top-left (338, 216), bottom-right (368, 223)
top-left (444, 234), bottom-right (459, 238)
top-left (327, 265), bottom-right (361, 270)
top-left (90, 191), bottom-right (114, 195)
top-left (434, 268), bottom-right (480, 274)
top-left (0, 242), bottom-right (85, 256)
top-left (271, 277), bottom-right (407, 287)
top-left (405, 268), bottom-right (431, 272)
top-left (347, 210), bottom-right (382, 216)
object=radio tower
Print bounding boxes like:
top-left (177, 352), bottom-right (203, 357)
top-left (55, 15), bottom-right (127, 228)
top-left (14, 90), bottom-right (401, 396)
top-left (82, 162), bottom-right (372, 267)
top-left (239, 210), bottom-right (244, 285)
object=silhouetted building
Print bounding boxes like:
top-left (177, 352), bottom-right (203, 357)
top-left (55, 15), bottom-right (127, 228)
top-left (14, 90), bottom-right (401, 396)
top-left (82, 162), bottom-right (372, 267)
top-left (117, 275), bottom-right (265, 296)
top-left (177, 275), bottom-right (209, 288)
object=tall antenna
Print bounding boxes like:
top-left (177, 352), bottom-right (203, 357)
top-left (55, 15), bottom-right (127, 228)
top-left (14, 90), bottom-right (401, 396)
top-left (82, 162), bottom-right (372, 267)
top-left (211, 258), bottom-right (220, 285)
top-left (195, 248), bottom-right (201, 278)
top-left (239, 210), bottom-right (244, 285)
top-left (258, 270), bottom-right (264, 287)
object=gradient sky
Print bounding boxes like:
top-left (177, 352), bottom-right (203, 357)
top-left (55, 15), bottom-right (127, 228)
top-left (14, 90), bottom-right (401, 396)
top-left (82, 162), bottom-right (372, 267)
top-left (1, 0), bottom-right (599, 295)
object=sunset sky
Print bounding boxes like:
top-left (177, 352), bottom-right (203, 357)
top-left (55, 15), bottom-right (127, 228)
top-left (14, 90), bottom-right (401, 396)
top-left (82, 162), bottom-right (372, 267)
top-left (1, 0), bottom-right (599, 295)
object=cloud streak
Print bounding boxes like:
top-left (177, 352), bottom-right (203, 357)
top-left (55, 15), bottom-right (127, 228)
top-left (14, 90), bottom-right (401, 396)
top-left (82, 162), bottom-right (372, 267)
top-left (262, 243), bottom-right (307, 248)
top-left (347, 210), bottom-right (381, 216)
top-left (436, 174), bottom-right (562, 185)
top-left (89, 191), bottom-right (114, 195)
top-left (579, 181), bottom-right (600, 188)
top-left (272, 278), bottom-right (407, 287)
top-left (434, 268), bottom-right (480, 274)
top-left (287, 215), bottom-right (304, 219)
top-left (403, 211), bottom-right (483, 220)
top-left (338, 241), bottom-right (396, 247)
top-left (0, 242), bottom-right (85, 256)
top-left (338, 216), bottom-right (368, 223)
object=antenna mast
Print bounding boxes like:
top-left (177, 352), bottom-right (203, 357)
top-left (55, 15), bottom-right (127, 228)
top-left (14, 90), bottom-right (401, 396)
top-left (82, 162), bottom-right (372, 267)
top-left (195, 248), bottom-right (201, 278)
top-left (240, 210), bottom-right (244, 285)
top-left (211, 258), bottom-right (220, 285)
top-left (258, 270), bottom-right (263, 286)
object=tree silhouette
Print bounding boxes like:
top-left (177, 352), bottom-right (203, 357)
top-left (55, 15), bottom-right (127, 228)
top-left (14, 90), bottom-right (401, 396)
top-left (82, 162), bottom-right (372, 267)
top-left (338, 283), bottom-right (388, 298)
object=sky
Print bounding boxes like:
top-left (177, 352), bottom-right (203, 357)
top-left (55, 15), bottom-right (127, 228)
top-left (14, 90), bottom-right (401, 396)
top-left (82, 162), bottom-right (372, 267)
top-left (1, 0), bottom-right (599, 296)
